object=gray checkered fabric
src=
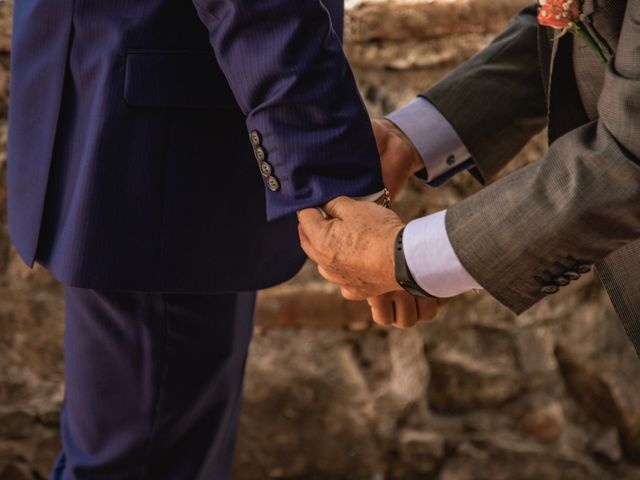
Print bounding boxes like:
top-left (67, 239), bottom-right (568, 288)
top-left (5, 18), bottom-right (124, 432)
top-left (423, 2), bottom-right (640, 355)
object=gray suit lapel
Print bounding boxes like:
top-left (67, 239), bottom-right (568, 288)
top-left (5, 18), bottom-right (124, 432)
top-left (547, 33), bottom-right (589, 143)
top-left (549, 31), bottom-right (560, 83)
top-left (538, 23), bottom-right (561, 106)
top-left (537, 25), bottom-right (553, 103)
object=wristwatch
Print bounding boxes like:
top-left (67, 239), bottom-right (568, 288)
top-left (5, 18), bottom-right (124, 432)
top-left (394, 227), bottom-right (437, 298)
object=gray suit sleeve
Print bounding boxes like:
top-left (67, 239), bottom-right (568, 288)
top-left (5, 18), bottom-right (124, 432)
top-left (424, 5), bottom-right (548, 181)
top-left (445, 1), bottom-right (640, 313)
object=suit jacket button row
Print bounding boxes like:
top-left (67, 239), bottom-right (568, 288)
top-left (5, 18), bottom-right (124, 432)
top-left (251, 137), bottom-right (278, 186)
top-left (262, 163), bottom-right (279, 188)
top-left (540, 266), bottom-right (588, 294)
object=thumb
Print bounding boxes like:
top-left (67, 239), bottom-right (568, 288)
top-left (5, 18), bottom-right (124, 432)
top-left (322, 196), bottom-right (358, 220)
top-left (297, 207), bottom-right (329, 242)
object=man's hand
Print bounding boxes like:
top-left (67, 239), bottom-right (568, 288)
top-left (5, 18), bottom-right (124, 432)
top-left (368, 291), bottom-right (447, 329)
top-left (372, 119), bottom-right (424, 199)
top-left (297, 196), bottom-right (448, 326)
top-left (297, 196), bottom-right (404, 300)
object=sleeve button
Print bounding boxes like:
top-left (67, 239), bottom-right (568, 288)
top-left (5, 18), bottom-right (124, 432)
top-left (259, 161), bottom-right (273, 177)
top-left (554, 276), bottom-right (570, 286)
top-left (267, 176), bottom-right (281, 192)
top-left (564, 271), bottom-right (580, 281)
top-left (541, 285), bottom-right (559, 294)
top-left (254, 147), bottom-right (266, 162)
top-left (250, 130), bottom-right (262, 146)
top-left (575, 264), bottom-right (592, 274)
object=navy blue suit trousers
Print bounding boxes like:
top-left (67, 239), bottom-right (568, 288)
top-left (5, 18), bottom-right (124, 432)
top-left (53, 288), bottom-right (256, 480)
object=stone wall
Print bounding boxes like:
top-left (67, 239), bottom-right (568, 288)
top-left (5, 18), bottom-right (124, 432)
top-left (2, 1), bottom-right (640, 479)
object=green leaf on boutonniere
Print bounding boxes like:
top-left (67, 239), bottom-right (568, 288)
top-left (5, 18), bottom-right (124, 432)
top-left (538, 0), bottom-right (606, 64)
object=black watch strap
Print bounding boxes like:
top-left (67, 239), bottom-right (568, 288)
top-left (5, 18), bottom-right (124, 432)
top-left (394, 227), bottom-right (437, 299)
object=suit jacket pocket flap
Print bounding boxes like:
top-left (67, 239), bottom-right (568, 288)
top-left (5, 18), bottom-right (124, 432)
top-left (124, 50), bottom-right (237, 109)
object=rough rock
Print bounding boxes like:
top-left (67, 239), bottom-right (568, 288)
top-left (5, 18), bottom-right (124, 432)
top-left (0, 463), bottom-right (32, 480)
top-left (388, 329), bottom-right (429, 408)
top-left (589, 428), bottom-right (623, 465)
top-left (362, 329), bottom-right (430, 443)
top-left (0, 58), bottom-right (8, 117)
top-left (345, 0), bottom-right (530, 42)
top-left (518, 401), bottom-right (565, 443)
top-left (0, 121), bottom-right (8, 273)
top-left (0, 0), bottom-right (11, 53)
top-left (439, 438), bottom-right (617, 480)
top-left (234, 330), bottom-right (381, 479)
top-left (255, 264), bottom-right (372, 331)
top-left (427, 326), bottom-right (523, 412)
top-left (556, 345), bottom-right (640, 432)
top-left (397, 429), bottom-right (446, 474)
top-left (345, 34), bottom-right (494, 70)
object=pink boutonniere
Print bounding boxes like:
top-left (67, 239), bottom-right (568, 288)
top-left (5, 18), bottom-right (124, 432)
top-left (537, 0), bottom-right (606, 63)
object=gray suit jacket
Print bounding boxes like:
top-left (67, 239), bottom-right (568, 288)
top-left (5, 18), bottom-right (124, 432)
top-left (424, 1), bottom-right (640, 353)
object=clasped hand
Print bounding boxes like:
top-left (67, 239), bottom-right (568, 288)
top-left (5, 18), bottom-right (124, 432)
top-left (297, 197), bottom-right (445, 328)
top-left (296, 119), bottom-right (447, 328)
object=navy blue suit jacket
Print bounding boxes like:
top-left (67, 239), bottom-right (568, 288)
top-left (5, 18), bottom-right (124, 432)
top-left (8, 0), bottom-right (382, 292)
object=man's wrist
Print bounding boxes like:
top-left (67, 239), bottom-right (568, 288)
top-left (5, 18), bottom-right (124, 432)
top-left (378, 119), bottom-right (425, 174)
top-left (385, 224), bottom-right (405, 293)
top-left (393, 227), bottom-right (437, 298)
top-left (386, 98), bottom-right (473, 185)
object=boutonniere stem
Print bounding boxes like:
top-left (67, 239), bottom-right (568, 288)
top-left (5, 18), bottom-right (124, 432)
top-left (538, 0), bottom-right (606, 64)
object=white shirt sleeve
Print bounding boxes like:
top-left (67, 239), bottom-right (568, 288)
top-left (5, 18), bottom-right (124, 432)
top-left (403, 210), bottom-right (482, 297)
top-left (386, 98), bottom-right (472, 184)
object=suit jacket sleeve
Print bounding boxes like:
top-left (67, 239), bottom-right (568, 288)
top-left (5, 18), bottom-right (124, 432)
top-left (424, 5), bottom-right (548, 181)
top-left (441, 1), bottom-right (640, 313)
top-left (190, 0), bottom-right (383, 219)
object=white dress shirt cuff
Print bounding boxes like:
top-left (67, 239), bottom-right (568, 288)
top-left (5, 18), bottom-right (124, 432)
top-left (386, 98), bottom-right (472, 183)
top-left (403, 210), bottom-right (482, 297)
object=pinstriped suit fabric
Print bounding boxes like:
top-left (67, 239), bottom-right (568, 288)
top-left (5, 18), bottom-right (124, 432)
top-left (8, 0), bottom-right (383, 292)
